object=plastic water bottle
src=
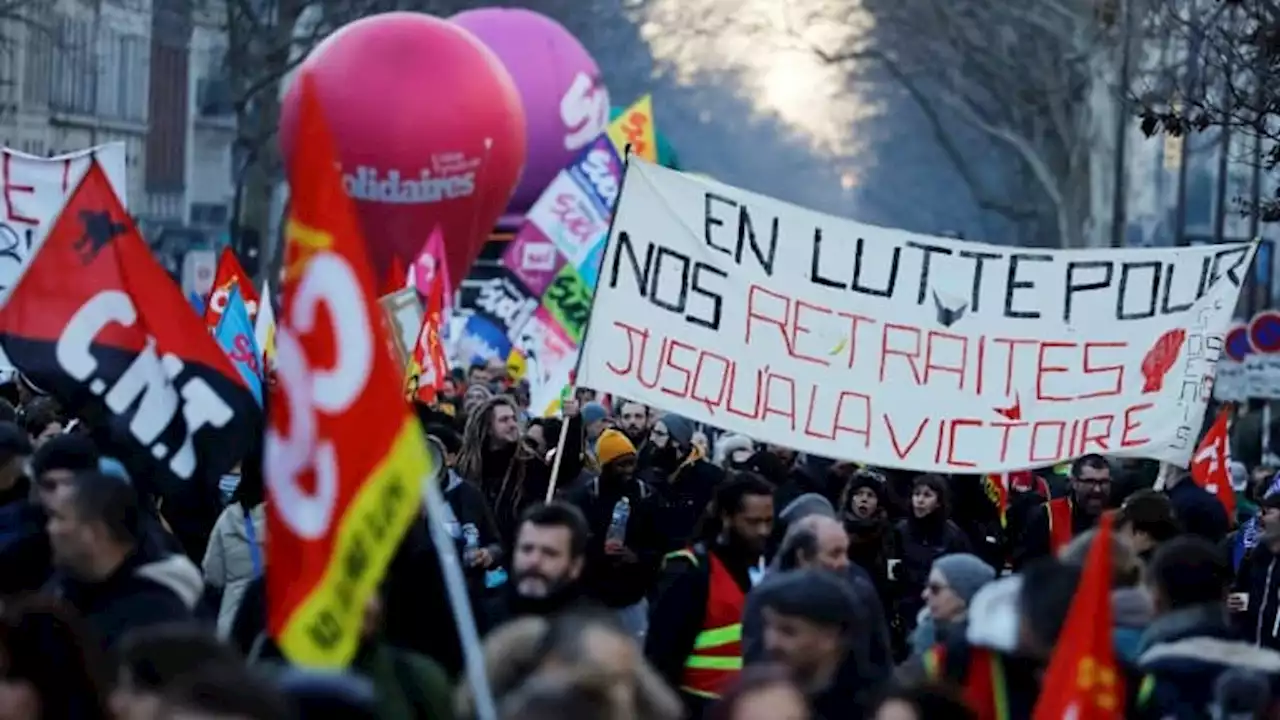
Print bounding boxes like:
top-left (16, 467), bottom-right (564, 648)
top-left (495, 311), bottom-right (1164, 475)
top-left (462, 523), bottom-right (480, 564)
top-left (606, 497), bottom-right (631, 546)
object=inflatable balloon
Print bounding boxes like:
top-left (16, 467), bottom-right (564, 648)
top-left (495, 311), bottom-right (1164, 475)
top-left (452, 8), bottom-right (609, 215)
top-left (609, 105), bottom-right (680, 169)
top-left (279, 12), bottom-right (526, 286)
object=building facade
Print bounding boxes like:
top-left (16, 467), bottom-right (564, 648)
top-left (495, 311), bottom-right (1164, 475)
top-left (0, 0), bottom-right (235, 237)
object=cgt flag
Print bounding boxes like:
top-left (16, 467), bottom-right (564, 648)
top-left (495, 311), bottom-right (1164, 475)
top-left (266, 72), bottom-right (432, 669)
top-left (205, 246), bottom-right (260, 328)
top-left (0, 161), bottom-right (259, 494)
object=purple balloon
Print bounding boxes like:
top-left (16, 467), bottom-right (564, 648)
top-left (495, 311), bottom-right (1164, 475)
top-left (452, 8), bottom-right (610, 215)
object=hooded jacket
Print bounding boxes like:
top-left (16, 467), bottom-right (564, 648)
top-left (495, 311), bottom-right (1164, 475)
top-left (202, 501), bottom-right (265, 638)
top-left (55, 543), bottom-right (202, 650)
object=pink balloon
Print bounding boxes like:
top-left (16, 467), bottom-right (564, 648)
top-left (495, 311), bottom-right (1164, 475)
top-left (452, 8), bottom-right (609, 214)
top-left (280, 12), bottom-right (526, 286)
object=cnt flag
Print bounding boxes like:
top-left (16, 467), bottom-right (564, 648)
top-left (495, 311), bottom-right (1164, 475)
top-left (266, 72), bottom-right (432, 669)
top-left (205, 246), bottom-right (261, 328)
top-left (213, 284), bottom-right (263, 406)
top-left (0, 162), bottom-right (259, 495)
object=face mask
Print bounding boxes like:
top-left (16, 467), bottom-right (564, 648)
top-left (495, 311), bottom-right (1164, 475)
top-left (218, 473), bottom-right (241, 504)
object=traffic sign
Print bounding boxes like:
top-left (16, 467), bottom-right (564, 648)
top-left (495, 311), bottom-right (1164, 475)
top-left (1226, 323), bottom-right (1252, 362)
top-left (1250, 310), bottom-right (1280, 354)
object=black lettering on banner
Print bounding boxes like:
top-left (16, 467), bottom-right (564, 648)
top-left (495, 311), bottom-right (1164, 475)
top-left (1117, 261), bottom-right (1160, 320)
top-left (852, 237), bottom-right (900, 298)
top-left (810, 228), bottom-right (844, 289)
top-left (308, 612), bottom-right (342, 650)
top-left (959, 249), bottom-right (1001, 313)
top-left (1063, 260), bottom-right (1113, 323)
top-left (1005, 253), bottom-right (1051, 319)
top-left (702, 191), bottom-right (778, 276)
top-left (1208, 245), bottom-right (1251, 289)
top-left (651, 246), bottom-right (691, 314)
top-left (608, 230), bottom-right (725, 330)
top-left (1159, 258), bottom-right (1207, 315)
top-left (907, 240), bottom-right (953, 305)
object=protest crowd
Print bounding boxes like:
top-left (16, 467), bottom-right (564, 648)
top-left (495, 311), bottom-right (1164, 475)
top-left (0, 7), bottom-right (1275, 720)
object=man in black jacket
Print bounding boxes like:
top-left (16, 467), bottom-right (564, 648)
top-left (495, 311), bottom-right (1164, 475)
top-left (567, 429), bottom-right (663, 640)
top-left (480, 501), bottom-right (593, 633)
top-left (0, 421), bottom-right (42, 597)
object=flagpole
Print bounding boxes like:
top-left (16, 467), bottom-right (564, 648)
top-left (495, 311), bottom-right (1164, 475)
top-left (421, 437), bottom-right (498, 720)
top-left (545, 144), bottom-right (635, 503)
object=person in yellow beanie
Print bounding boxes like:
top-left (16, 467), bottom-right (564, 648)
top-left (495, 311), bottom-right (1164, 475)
top-left (567, 428), bottom-right (662, 640)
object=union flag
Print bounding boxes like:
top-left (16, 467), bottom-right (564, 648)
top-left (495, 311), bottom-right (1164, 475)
top-left (1190, 405), bottom-right (1236, 523)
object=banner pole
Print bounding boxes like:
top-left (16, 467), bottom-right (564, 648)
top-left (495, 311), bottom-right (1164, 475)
top-left (421, 438), bottom-right (498, 720)
top-left (544, 146), bottom-right (638, 503)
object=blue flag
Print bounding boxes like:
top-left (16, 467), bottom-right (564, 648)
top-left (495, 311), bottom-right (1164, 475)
top-left (214, 285), bottom-right (263, 406)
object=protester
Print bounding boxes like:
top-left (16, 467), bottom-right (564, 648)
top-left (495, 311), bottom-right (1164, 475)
top-left (706, 664), bottom-right (810, 720)
top-left (157, 663), bottom-right (295, 720)
top-left (1235, 487), bottom-right (1280, 651)
top-left (1013, 454), bottom-right (1111, 569)
top-left (1114, 490), bottom-right (1181, 565)
top-left (46, 471), bottom-right (199, 649)
top-left (757, 568), bottom-right (863, 719)
top-left (566, 429), bottom-right (663, 639)
top-left (0, 422), bottom-right (42, 597)
top-left (18, 396), bottom-right (63, 448)
top-left (111, 623), bottom-right (242, 720)
top-left (872, 684), bottom-right (977, 720)
top-left (891, 474), bottom-right (970, 639)
top-left (1059, 527), bottom-right (1152, 662)
top-left (482, 502), bottom-right (592, 632)
top-left (1161, 464), bottom-right (1232, 544)
top-left (0, 595), bottom-right (111, 719)
top-left (352, 593), bottom-right (455, 720)
top-left (580, 402), bottom-right (610, 461)
top-left (201, 441), bottom-right (266, 639)
top-left (839, 468), bottom-right (894, 599)
top-left (711, 434), bottom-right (756, 471)
top-left (456, 396), bottom-right (582, 543)
top-left (646, 472), bottom-right (774, 716)
top-left (426, 422), bottom-right (502, 603)
top-left (906, 553), bottom-right (994, 658)
top-left (641, 413), bottom-right (724, 552)
top-left (1141, 535), bottom-right (1280, 711)
top-left (614, 400), bottom-right (650, 449)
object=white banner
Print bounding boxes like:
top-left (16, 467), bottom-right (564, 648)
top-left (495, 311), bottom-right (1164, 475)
top-left (577, 160), bottom-right (1255, 472)
top-left (0, 143), bottom-right (128, 300)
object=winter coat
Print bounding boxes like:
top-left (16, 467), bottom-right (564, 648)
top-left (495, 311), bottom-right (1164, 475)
top-left (202, 501), bottom-right (265, 638)
top-left (891, 514), bottom-right (969, 631)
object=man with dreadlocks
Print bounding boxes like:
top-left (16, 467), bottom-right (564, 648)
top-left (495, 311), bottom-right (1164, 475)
top-left (456, 395), bottom-right (583, 543)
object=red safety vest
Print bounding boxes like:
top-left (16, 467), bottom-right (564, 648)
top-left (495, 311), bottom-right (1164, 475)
top-left (665, 547), bottom-right (745, 699)
top-left (1047, 497), bottom-right (1074, 554)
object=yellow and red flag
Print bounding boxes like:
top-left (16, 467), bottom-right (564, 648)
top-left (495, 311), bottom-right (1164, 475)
top-left (982, 474), bottom-right (1010, 528)
top-left (1190, 404), bottom-right (1236, 523)
top-left (404, 261), bottom-right (449, 404)
top-left (1033, 512), bottom-right (1123, 720)
top-left (266, 72), bottom-right (431, 669)
top-left (204, 246), bottom-right (260, 328)
top-left (607, 95), bottom-right (658, 162)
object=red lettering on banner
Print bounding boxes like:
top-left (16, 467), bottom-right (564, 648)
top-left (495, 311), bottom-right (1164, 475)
top-left (992, 337), bottom-right (1037, 396)
top-left (1081, 342), bottom-right (1126, 398)
top-left (726, 362), bottom-right (764, 420)
top-left (803, 387), bottom-right (871, 446)
top-left (924, 331), bottom-right (968, 391)
top-left (661, 339), bottom-right (697, 399)
top-left (1036, 342), bottom-right (1073, 401)
top-left (791, 299), bottom-right (832, 367)
top-left (884, 414), bottom-right (928, 459)
top-left (1080, 415), bottom-right (1114, 452)
top-left (3, 154), bottom-right (36, 225)
top-left (745, 285), bottom-right (789, 348)
top-left (763, 371), bottom-right (798, 430)
top-left (992, 420), bottom-right (1028, 463)
top-left (1121, 403), bottom-right (1153, 447)
top-left (837, 311), bottom-right (876, 370)
top-left (690, 352), bottom-right (732, 412)
top-left (1030, 421), bottom-right (1068, 462)
top-left (946, 419), bottom-right (982, 467)
top-left (880, 324), bottom-right (923, 384)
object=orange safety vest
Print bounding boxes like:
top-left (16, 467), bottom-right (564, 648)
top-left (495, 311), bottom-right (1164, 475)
top-left (665, 547), bottom-right (745, 700)
top-left (922, 644), bottom-right (1009, 720)
top-left (1047, 497), bottom-right (1074, 555)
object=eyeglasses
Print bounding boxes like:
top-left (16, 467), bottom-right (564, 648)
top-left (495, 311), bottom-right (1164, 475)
top-left (925, 582), bottom-right (950, 595)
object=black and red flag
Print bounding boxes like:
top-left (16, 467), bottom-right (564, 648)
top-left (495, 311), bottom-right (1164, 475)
top-left (0, 161), bottom-right (260, 494)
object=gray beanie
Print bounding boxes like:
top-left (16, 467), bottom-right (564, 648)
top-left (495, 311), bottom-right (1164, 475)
top-left (756, 568), bottom-right (859, 634)
top-left (779, 493), bottom-right (835, 527)
top-left (660, 413), bottom-right (694, 447)
top-left (581, 402), bottom-right (608, 426)
top-left (932, 553), bottom-right (995, 605)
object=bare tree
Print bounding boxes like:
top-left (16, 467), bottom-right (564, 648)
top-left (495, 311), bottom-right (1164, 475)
top-left (780, 0), bottom-right (1129, 247)
top-left (1134, 0), bottom-right (1280, 221)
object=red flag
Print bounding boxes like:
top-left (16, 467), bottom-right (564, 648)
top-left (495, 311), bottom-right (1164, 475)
top-left (983, 474), bottom-right (1010, 527)
top-left (1033, 513), bottom-right (1123, 720)
top-left (404, 264), bottom-right (449, 404)
top-left (266, 72), bottom-right (431, 669)
top-left (380, 254), bottom-right (408, 297)
top-left (204, 246), bottom-right (260, 328)
top-left (0, 163), bottom-right (259, 492)
top-left (1191, 405), bottom-right (1236, 522)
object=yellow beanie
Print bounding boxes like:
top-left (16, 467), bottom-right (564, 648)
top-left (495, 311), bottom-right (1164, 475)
top-left (596, 429), bottom-right (637, 466)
